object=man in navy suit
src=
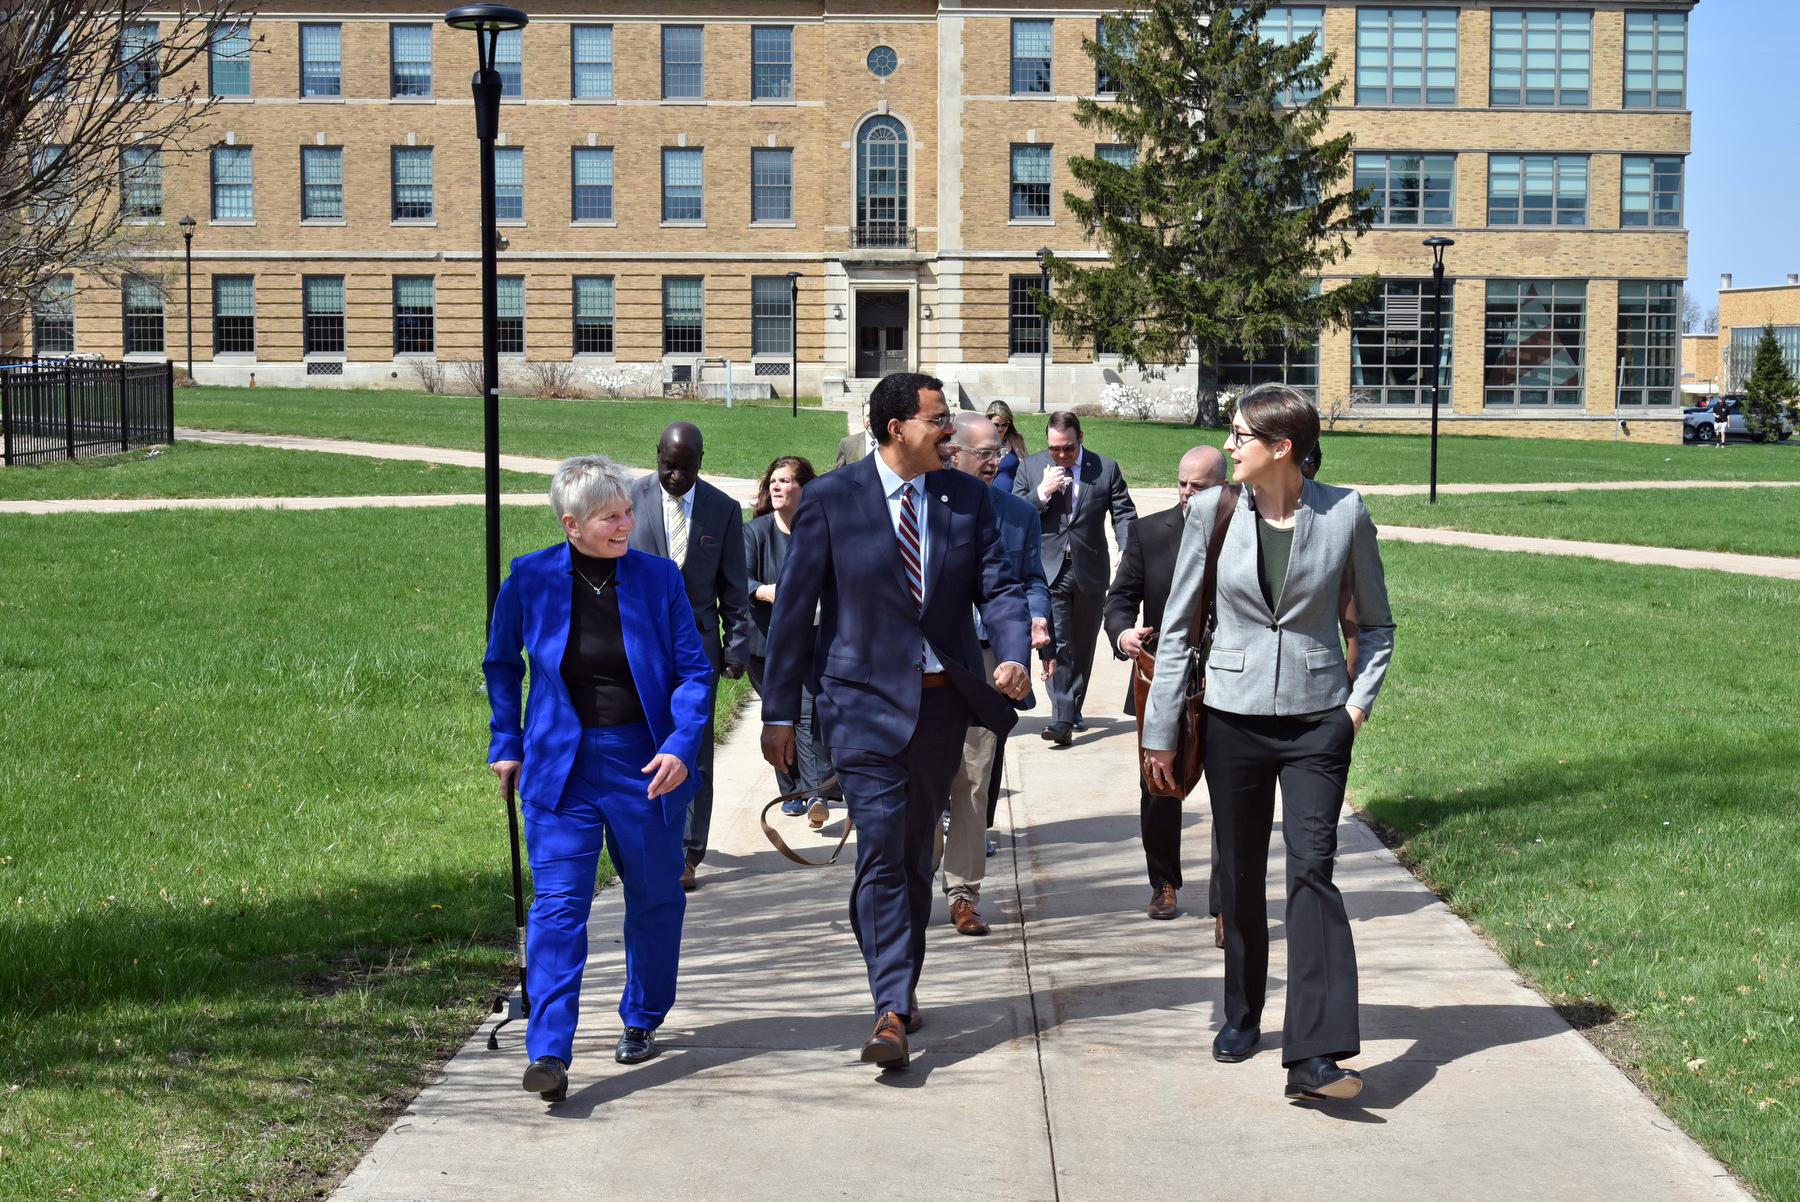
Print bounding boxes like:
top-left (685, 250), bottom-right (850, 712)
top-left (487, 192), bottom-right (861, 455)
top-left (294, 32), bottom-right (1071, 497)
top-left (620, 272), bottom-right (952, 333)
top-left (760, 372), bottom-right (1032, 1068)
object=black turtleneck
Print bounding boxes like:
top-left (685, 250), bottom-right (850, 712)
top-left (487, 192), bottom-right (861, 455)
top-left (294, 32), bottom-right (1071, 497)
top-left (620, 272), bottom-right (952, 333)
top-left (560, 545), bottom-right (645, 727)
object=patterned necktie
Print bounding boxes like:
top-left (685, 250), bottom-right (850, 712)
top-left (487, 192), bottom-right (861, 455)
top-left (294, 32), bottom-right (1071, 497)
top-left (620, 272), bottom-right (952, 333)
top-left (897, 483), bottom-right (923, 612)
top-left (669, 497), bottom-right (690, 568)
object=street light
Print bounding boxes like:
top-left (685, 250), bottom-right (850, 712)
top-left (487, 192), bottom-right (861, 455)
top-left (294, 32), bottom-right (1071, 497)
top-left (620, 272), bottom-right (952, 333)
top-left (178, 215), bottom-right (196, 380)
top-left (1423, 236), bottom-right (1454, 505)
top-left (445, 3), bottom-right (529, 626)
top-left (1037, 247), bottom-right (1052, 414)
top-left (786, 271), bottom-right (802, 417)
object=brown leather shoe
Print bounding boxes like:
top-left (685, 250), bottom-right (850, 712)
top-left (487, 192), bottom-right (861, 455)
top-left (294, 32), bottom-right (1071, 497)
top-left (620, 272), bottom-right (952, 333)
top-left (808, 799), bottom-right (828, 829)
top-left (1214, 913), bottom-right (1225, 948)
top-left (950, 897), bottom-right (989, 936)
top-left (1147, 884), bottom-right (1178, 921)
top-left (679, 863), bottom-right (697, 892)
top-left (860, 1012), bottom-right (909, 1067)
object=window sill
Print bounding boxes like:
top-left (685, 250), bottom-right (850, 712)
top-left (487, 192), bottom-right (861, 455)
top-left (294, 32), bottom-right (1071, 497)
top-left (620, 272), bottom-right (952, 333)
top-left (212, 353), bottom-right (258, 362)
top-left (210, 219), bottom-right (256, 227)
top-left (1008, 355), bottom-right (1052, 366)
top-left (1009, 93), bottom-right (1059, 101)
top-left (127, 219), bottom-right (166, 226)
top-left (301, 218), bottom-right (347, 226)
top-left (661, 221), bottom-right (707, 228)
top-left (574, 353), bottom-right (618, 361)
top-left (123, 353), bottom-right (168, 363)
top-left (391, 219), bottom-right (438, 227)
top-left (500, 97), bottom-right (526, 105)
top-left (570, 96), bottom-right (617, 105)
top-left (298, 96), bottom-right (346, 104)
top-left (1008, 218), bottom-right (1055, 226)
top-left (571, 219), bottom-right (617, 227)
top-left (213, 94), bottom-right (254, 103)
top-left (304, 354), bottom-right (347, 361)
top-left (751, 97), bottom-right (797, 106)
top-left (750, 221), bottom-right (797, 228)
top-left (660, 97), bottom-right (706, 105)
top-left (496, 219), bottom-right (527, 227)
top-left (389, 96), bottom-right (436, 103)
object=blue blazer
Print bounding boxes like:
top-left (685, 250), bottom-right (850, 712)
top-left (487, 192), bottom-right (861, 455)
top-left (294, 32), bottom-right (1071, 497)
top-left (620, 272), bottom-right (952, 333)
top-left (760, 454), bottom-right (1032, 757)
top-left (485, 544), bottom-right (715, 822)
top-left (990, 484), bottom-right (1056, 711)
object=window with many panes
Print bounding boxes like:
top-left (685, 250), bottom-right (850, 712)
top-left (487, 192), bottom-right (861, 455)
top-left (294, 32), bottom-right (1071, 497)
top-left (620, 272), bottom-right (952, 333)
top-left (573, 148), bottom-right (613, 220)
top-left (497, 276), bottom-right (524, 354)
top-left (1351, 280), bottom-right (1454, 405)
top-left (496, 147), bottom-right (523, 220)
top-left (1221, 336), bottom-right (1319, 400)
top-left (496, 29), bottom-right (522, 97)
top-left (857, 117), bottom-right (908, 231)
top-left (1094, 18), bottom-right (1133, 94)
top-left (1487, 155), bottom-right (1586, 226)
top-left (392, 147), bottom-right (434, 220)
top-left (1260, 7), bottom-right (1324, 104)
top-left (1491, 11), bottom-right (1590, 106)
top-left (302, 146), bottom-right (343, 219)
top-left (752, 148), bottom-right (793, 222)
top-left (663, 148), bottom-right (703, 221)
top-left (663, 277), bottom-right (704, 354)
top-left (1484, 280), bottom-right (1585, 406)
top-left (1355, 9), bottom-right (1457, 105)
top-left (393, 276), bottom-right (435, 354)
top-left (120, 24), bottom-right (160, 95)
top-left (123, 146), bottom-right (163, 219)
top-left (1355, 153), bottom-right (1454, 224)
top-left (34, 276), bottom-right (75, 356)
top-left (1621, 155), bottom-right (1682, 227)
top-left (663, 26), bottom-right (703, 99)
top-left (213, 275), bottom-right (255, 354)
top-left (1012, 20), bottom-right (1053, 94)
top-left (211, 147), bottom-right (253, 220)
top-left (123, 276), bottom-right (165, 355)
top-left (304, 276), bottom-right (345, 354)
top-left (1009, 276), bottom-right (1047, 356)
top-left (1624, 11), bottom-right (1685, 107)
top-left (574, 277), bottom-right (615, 354)
top-left (572, 26), bottom-right (613, 98)
top-left (391, 25), bottom-right (432, 97)
top-left (211, 23), bottom-right (250, 96)
top-left (301, 25), bottom-right (341, 97)
top-left (1094, 144), bottom-right (1136, 219)
top-left (1011, 145), bottom-right (1052, 219)
top-left (752, 277), bottom-right (793, 356)
top-left (31, 147), bottom-right (69, 224)
top-left (753, 27), bottom-right (793, 99)
top-left (1617, 282), bottom-right (1678, 407)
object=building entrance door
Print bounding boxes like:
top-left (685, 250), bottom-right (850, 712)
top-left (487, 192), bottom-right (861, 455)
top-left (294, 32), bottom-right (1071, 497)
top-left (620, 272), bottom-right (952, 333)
top-left (855, 292), bottom-right (909, 378)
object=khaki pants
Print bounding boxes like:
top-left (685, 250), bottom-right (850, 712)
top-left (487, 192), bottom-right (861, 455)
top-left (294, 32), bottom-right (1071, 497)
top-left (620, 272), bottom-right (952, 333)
top-left (941, 712), bottom-right (999, 903)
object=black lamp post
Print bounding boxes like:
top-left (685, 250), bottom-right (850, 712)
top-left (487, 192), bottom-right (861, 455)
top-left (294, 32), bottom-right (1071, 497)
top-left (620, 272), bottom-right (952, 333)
top-left (445, 3), bottom-right (529, 625)
top-left (786, 271), bottom-right (802, 417)
top-left (178, 215), bottom-right (196, 379)
top-left (1037, 247), bottom-right (1052, 414)
top-left (1423, 236), bottom-right (1454, 505)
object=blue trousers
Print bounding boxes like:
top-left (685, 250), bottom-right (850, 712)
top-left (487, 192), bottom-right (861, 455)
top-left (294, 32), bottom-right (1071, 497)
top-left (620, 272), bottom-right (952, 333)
top-left (522, 722), bottom-right (687, 1065)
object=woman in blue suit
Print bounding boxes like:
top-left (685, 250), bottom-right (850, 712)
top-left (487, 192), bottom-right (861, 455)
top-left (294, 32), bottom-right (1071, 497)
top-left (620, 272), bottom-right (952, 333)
top-left (486, 454), bottom-right (713, 1103)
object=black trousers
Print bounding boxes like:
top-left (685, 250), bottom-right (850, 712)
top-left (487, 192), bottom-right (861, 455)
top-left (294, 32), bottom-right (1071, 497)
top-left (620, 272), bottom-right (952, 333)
top-left (1139, 778), bottom-right (1222, 916)
top-left (1205, 706), bottom-right (1359, 1066)
top-left (1047, 578), bottom-right (1104, 725)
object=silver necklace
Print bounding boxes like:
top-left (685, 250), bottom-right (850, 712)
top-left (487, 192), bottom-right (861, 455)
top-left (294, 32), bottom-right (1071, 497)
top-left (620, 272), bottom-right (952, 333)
top-left (573, 561), bottom-right (615, 596)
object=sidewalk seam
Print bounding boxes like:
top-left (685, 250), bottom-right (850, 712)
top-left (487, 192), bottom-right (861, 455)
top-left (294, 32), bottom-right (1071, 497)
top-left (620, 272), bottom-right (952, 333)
top-left (1003, 782), bottom-right (1062, 1202)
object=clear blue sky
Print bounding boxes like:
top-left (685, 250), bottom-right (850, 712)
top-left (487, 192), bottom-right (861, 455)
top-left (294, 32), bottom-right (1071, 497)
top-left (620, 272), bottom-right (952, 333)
top-left (1687, 0), bottom-right (1800, 315)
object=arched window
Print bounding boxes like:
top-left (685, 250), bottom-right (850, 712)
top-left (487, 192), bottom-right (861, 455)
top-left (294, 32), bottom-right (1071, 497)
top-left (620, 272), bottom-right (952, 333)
top-left (856, 116), bottom-right (908, 233)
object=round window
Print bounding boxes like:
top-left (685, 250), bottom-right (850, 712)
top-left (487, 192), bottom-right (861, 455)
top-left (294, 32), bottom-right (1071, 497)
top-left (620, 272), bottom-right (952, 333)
top-left (867, 46), bottom-right (898, 77)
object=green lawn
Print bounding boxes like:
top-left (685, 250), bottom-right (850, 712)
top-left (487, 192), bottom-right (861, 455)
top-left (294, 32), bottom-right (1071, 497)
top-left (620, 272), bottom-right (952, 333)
top-left (0, 441), bottom-right (548, 501)
top-left (1358, 544), bottom-right (1800, 1199)
top-left (1363, 487), bottom-right (1800, 560)
top-left (175, 388), bottom-right (844, 481)
top-left (0, 504), bottom-right (737, 1202)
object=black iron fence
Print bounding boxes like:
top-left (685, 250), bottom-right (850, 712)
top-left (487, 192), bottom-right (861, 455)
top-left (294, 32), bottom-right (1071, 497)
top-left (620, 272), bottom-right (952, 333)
top-left (1, 358), bottom-right (175, 466)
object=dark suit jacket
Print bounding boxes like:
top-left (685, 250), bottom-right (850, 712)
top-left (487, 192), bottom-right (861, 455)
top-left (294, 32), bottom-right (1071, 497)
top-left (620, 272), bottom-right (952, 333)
top-left (742, 510), bottom-right (788, 660)
top-left (1103, 503), bottom-right (1185, 715)
top-left (760, 454), bottom-right (1031, 756)
top-left (627, 473), bottom-right (750, 669)
top-left (1012, 446), bottom-right (1137, 594)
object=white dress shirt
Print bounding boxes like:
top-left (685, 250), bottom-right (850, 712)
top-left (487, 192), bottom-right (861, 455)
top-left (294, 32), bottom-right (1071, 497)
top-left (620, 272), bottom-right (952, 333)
top-left (873, 452), bottom-right (943, 672)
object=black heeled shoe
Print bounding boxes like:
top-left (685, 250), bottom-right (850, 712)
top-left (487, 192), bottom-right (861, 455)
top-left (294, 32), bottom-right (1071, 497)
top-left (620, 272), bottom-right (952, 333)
top-left (1285, 1056), bottom-right (1363, 1100)
top-left (522, 1055), bottom-right (567, 1102)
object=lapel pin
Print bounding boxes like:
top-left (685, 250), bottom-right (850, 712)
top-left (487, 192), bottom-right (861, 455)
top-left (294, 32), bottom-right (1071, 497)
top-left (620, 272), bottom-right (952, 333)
top-left (939, 494), bottom-right (948, 502)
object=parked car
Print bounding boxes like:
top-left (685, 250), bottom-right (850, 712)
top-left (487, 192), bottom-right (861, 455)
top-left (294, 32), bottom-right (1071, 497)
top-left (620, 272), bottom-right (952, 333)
top-left (1683, 395), bottom-right (1794, 444)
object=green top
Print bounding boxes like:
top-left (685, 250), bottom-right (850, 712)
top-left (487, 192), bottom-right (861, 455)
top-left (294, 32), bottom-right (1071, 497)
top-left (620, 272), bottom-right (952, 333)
top-left (1256, 515), bottom-right (1294, 614)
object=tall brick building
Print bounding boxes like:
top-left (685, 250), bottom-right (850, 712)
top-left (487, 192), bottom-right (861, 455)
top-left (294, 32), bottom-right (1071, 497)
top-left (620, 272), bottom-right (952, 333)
top-left (29, 1), bottom-right (1695, 440)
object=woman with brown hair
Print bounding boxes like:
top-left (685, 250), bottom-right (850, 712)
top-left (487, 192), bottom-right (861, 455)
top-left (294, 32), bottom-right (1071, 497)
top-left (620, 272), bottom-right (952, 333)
top-left (1143, 384), bottom-right (1395, 1102)
top-left (985, 400), bottom-right (1028, 493)
top-left (744, 456), bottom-right (835, 820)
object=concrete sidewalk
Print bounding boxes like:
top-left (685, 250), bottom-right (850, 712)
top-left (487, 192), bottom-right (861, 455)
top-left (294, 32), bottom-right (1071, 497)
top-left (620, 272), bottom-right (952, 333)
top-left (332, 650), bottom-right (1747, 1202)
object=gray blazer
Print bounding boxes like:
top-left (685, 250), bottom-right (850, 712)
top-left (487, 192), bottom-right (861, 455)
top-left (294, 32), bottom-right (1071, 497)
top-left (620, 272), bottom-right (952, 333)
top-left (1141, 480), bottom-right (1394, 748)
top-left (627, 473), bottom-right (751, 669)
top-left (1011, 446), bottom-right (1137, 594)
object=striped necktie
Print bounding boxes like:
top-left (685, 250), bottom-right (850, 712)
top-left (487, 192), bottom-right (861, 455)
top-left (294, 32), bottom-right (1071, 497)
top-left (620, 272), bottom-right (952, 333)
top-left (897, 483), bottom-right (923, 612)
top-left (669, 497), bottom-right (690, 568)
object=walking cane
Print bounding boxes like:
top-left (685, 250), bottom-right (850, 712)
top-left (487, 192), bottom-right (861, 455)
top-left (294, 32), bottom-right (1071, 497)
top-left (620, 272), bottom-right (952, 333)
top-left (487, 779), bottom-right (531, 1049)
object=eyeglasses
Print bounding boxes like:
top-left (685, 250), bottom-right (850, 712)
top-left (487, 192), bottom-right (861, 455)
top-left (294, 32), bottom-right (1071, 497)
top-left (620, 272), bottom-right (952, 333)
top-left (1047, 441), bottom-right (1080, 455)
top-left (907, 412), bottom-right (954, 430)
top-left (953, 445), bottom-right (1002, 461)
top-left (1224, 427), bottom-right (1261, 448)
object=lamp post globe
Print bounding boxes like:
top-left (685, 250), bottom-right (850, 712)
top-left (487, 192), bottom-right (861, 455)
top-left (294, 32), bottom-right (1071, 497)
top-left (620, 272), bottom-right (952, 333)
top-left (1422, 236), bottom-right (1455, 505)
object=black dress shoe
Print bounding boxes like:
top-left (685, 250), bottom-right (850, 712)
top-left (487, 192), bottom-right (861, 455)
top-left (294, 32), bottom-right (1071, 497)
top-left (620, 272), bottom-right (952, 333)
top-left (1286, 1056), bottom-right (1363, 1100)
top-left (1212, 1024), bottom-right (1261, 1063)
top-left (522, 1055), bottom-right (567, 1102)
top-left (615, 1026), bottom-right (657, 1064)
top-left (1041, 722), bottom-right (1073, 746)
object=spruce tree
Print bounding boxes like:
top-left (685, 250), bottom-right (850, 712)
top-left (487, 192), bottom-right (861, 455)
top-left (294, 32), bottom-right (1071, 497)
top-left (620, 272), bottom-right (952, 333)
top-left (1742, 323), bottom-right (1797, 442)
top-left (1044, 0), bottom-right (1379, 426)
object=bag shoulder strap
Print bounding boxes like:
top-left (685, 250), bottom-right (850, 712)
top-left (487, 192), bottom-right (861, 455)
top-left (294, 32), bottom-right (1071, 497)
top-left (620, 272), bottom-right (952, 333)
top-left (759, 775), bottom-right (854, 867)
top-left (1187, 484), bottom-right (1241, 649)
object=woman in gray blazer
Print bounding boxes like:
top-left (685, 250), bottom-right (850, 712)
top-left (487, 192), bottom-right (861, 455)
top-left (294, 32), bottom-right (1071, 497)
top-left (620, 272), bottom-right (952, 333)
top-left (1143, 384), bottom-right (1394, 1102)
